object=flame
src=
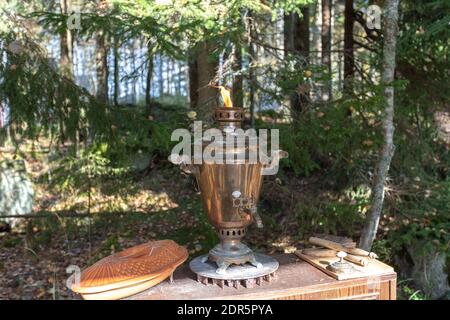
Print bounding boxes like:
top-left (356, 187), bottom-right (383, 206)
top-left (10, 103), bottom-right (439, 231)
top-left (211, 85), bottom-right (233, 108)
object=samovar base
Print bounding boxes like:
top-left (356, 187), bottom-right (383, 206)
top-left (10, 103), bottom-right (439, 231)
top-left (189, 253), bottom-right (279, 288)
top-left (204, 242), bottom-right (262, 274)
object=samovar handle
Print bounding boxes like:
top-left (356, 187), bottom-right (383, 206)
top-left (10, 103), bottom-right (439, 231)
top-left (179, 162), bottom-right (199, 175)
top-left (261, 150), bottom-right (288, 175)
top-left (169, 154), bottom-right (199, 175)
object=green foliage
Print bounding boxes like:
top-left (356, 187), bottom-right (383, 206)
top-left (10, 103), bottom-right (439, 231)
top-left (389, 178), bottom-right (450, 256)
top-left (273, 0), bottom-right (316, 15)
top-left (385, 0), bottom-right (450, 255)
top-left (273, 91), bottom-right (385, 180)
top-left (0, 30), bottom-right (112, 149)
top-left (47, 147), bottom-right (127, 193)
top-left (41, 101), bottom-right (191, 194)
top-left (293, 199), bottom-right (364, 238)
top-left (2, 236), bottom-right (22, 248)
top-left (33, 2), bottom-right (182, 58)
top-left (398, 279), bottom-right (428, 300)
top-left (287, 184), bottom-right (371, 239)
top-left (101, 234), bottom-right (122, 254)
top-left (371, 239), bottom-right (393, 265)
top-left (0, 0), bottom-right (448, 300)
top-left (398, 0), bottom-right (450, 105)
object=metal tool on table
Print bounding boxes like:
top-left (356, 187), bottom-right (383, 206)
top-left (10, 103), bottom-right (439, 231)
top-left (296, 236), bottom-right (390, 280)
top-left (327, 251), bottom-right (354, 274)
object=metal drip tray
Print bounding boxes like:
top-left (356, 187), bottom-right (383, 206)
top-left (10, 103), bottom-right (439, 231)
top-left (190, 253), bottom-right (278, 289)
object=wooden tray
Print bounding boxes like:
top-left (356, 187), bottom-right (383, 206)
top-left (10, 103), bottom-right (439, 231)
top-left (70, 240), bottom-right (188, 295)
top-left (81, 268), bottom-right (175, 300)
top-left (295, 250), bottom-right (394, 280)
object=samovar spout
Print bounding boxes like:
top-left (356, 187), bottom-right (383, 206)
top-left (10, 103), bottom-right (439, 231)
top-left (231, 191), bottom-right (263, 228)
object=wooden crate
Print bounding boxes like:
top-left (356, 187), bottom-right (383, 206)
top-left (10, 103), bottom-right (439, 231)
top-left (126, 254), bottom-right (396, 300)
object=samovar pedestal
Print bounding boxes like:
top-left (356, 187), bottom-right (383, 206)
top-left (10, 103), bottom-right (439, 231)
top-left (189, 225), bottom-right (279, 288)
top-left (190, 251), bottom-right (279, 288)
top-left (202, 227), bottom-right (262, 275)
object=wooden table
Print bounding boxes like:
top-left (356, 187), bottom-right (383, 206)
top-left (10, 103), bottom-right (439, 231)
top-left (126, 254), bottom-right (397, 300)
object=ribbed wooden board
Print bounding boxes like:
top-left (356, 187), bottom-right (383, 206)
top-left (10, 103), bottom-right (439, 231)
top-left (70, 240), bottom-right (188, 294)
top-left (80, 268), bottom-right (175, 300)
top-left (295, 250), bottom-right (394, 280)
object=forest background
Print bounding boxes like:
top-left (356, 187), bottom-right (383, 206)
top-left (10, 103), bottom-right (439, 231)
top-left (0, 0), bottom-right (448, 300)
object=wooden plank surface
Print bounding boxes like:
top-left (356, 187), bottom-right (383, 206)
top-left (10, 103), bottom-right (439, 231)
top-left (126, 254), bottom-right (396, 300)
top-left (295, 250), bottom-right (394, 280)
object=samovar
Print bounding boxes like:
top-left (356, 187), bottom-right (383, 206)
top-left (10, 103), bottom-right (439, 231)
top-left (176, 97), bottom-right (287, 275)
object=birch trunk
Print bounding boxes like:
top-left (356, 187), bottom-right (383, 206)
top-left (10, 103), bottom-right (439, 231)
top-left (359, 0), bottom-right (400, 251)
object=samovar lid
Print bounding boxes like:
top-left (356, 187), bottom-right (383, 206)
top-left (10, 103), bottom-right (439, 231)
top-left (215, 106), bottom-right (244, 132)
top-left (215, 107), bottom-right (244, 122)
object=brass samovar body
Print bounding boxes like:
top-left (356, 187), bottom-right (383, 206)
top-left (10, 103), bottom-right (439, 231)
top-left (180, 106), bottom-right (284, 274)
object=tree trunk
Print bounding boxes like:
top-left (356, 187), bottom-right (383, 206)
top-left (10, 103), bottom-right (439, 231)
top-left (189, 41), bottom-right (219, 122)
top-left (284, 9), bottom-right (309, 56)
top-left (113, 37), bottom-right (120, 106)
top-left (145, 43), bottom-right (154, 109)
top-left (297, 7), bottom-right (310, 59)
top-left (158, 54), bottom-right (164, 100)
top-left (60, 0), bottom-right (73, 79)
top-left (0, 102), bottom-right (4, 147)
top-left (0, 102), bottom-right (3, 129)
top-left (312, 0), bottom-right (322, 65)
top-left (95, 30), bottom-right (108, 103)
top-left (248, 12), bottom-right (256, 127)
top-left (343, 0), bottom-right (354, 95)
top-left (409, 242), bottom-right (450, 299)
top-left (359, 0), bottom-right (400, 251)
top-left (175, 62), bottom-right (181, 96)
top-left (322, 0), bottom-right (332, 100)
top-left (284, 6), bottom-right (310, 119)
top-left (60, 0), bottom-right (76, 152)
top-left (168, 58), bottom-right (174, 96)
top-left (131, 40), bottom-right (136, 104)
top-left (188, 50), bottom-right (199, 109)
top-left (232, 41), bottom-right (243, 108)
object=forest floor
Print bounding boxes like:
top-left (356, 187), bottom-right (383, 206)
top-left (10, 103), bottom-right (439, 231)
top-left (2, 129), bottom-right (442, 299)
top-left (0, 146), bottom-right (317, 300)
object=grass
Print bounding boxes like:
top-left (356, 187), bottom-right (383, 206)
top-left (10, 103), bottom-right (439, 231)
top-left (397, 279), bottom-right (428, 300)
